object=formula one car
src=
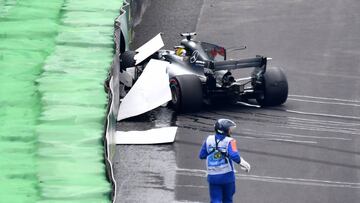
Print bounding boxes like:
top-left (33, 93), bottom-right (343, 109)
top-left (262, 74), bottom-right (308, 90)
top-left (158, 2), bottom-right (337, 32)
top-left (119, 32), bottom-right (288, 112)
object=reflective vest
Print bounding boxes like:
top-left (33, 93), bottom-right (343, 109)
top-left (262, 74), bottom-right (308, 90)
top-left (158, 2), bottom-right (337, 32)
top-left (206, 135), bottom-right (233, 175)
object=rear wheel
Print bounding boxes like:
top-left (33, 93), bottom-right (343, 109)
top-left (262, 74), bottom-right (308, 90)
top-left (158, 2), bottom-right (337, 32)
top-left (256, 67), bottom-right (288, 106)
top-left (169, 75), bottom-right (203, 112)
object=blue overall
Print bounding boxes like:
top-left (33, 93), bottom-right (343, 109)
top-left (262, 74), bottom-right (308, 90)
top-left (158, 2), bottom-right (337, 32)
top-left (199, 133), bottom-right (241, 203)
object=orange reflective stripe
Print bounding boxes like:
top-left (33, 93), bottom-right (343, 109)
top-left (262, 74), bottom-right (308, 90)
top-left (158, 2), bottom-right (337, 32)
top-left (230, 140), bottom-right (238, 152)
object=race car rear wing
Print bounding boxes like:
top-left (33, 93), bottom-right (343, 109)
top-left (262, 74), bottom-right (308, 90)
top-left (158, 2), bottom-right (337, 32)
top-left (209, 56), bottom-right (268, 72)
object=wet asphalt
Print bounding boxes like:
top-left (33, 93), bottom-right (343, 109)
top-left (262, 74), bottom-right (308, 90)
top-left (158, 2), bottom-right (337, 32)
top-left (114, 0), bottom-right (360, 202)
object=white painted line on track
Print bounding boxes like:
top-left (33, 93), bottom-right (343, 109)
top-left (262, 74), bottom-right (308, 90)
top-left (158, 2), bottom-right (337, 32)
top-left (176, 168), bottom-right (360, 189)
top-left (289, 117), bottom-right (360, 127)
top-left (242, 129), bottom-right (352, 141)
top-left (237, 174), bottom-right (360, 189)
top-left (266, 138), bottom-right (317, 144)
top-left (285, 125), bottom-right (360, 136)
top-left (289, 94), bottom-right (360, 103)
top-left (176, 184), bottom-right (207, 189)
top-left (288, 98), bottom-right (360, 107)
top-left (274, 132), bottom-right (351, 141)
top-left (235, 135), bottom-right (317, 144)
top-left (285, 110), bottom-right (360, 120)
top-left (287, 122), bottom-right (360, 133)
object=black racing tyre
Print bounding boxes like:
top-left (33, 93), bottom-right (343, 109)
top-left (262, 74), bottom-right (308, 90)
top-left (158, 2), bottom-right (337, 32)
top-left (120, 51), bottom-right (136, 70)
top-left (256, 67), bottom-right (288, 106)
top-left (169, 75), bottom-right (203, 112)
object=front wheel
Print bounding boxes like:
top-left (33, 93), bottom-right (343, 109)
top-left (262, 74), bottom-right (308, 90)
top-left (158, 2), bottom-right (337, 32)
top-left (256, 67), bottom-right (288, 106)
top-left (169, 75), bottom-right (203, 112)
top-left (119, 51), bottom-right (136, 71)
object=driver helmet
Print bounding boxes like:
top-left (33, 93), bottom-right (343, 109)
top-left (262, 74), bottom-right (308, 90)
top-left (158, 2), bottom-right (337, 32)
top-left (175, 46), bottom-right (187, 57)
top-left (214, 119), bottom-right (236, 136)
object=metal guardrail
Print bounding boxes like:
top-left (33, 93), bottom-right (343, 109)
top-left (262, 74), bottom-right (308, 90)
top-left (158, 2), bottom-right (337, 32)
top-left (104, 0), bottom-right (150, 201)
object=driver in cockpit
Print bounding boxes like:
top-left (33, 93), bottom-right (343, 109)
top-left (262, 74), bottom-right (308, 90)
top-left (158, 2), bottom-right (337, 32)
top-left (174, 46), bottom-right (189, 61)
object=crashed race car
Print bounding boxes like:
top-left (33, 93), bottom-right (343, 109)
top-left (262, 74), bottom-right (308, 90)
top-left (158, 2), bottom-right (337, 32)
top-left (119, 32), bottom-right (288, 112)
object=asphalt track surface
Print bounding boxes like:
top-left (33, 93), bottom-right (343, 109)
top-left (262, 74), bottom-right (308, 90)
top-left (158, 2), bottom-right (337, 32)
top-left (114, 0), bottom-right (360, 202)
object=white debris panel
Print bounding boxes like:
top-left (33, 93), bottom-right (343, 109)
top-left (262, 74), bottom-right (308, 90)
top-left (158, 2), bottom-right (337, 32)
top-left (134, 33), bottom-right (164, 65)
top-left (115, 127), bottom-right (178, 144)
top-left (117, 59), bottom-right (171, 121)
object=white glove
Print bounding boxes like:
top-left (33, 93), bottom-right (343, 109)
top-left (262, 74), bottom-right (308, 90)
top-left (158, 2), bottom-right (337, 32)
top-left (240, 157), bottom-right (251, 173)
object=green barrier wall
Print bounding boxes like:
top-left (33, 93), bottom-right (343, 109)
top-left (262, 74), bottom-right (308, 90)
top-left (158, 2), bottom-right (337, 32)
top-left (0, 0), bottom-right (127, 202)
top-left (0, 2), bottom-right (64, 202)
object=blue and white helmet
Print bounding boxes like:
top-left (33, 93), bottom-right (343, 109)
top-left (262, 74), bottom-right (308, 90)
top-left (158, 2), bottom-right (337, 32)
top-left (214, 119), bottom-right (236, 136)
